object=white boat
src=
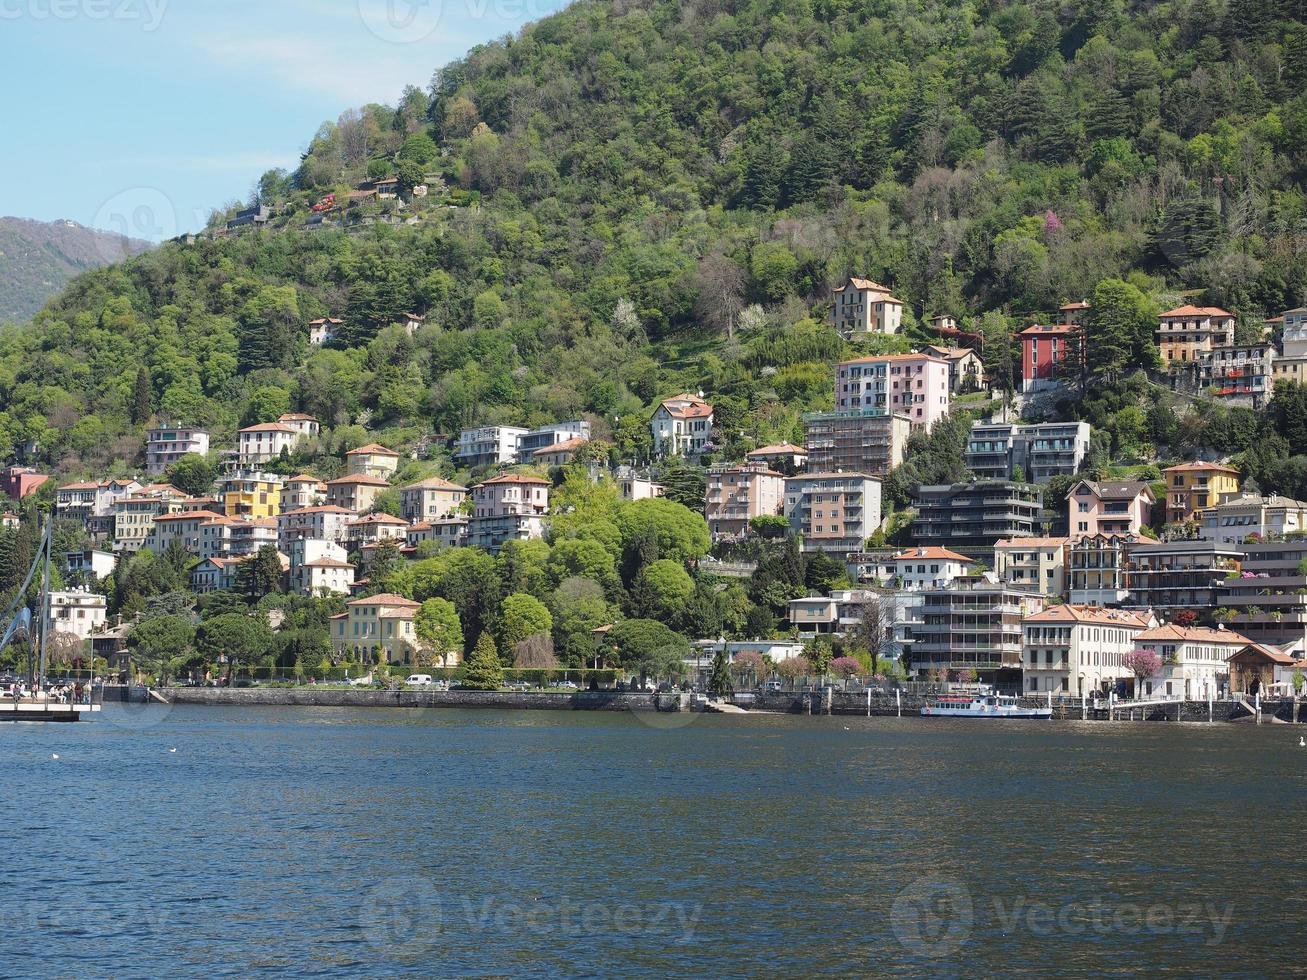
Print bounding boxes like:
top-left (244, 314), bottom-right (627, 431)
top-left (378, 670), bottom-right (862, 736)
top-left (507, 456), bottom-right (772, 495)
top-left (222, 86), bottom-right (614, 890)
top-left (921, 695), bottom-right (1052, 719)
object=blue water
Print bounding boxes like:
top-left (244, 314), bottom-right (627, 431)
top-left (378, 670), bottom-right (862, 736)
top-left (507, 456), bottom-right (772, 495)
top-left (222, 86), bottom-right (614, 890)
top-left (1, 706), bottom-right (1303, 977)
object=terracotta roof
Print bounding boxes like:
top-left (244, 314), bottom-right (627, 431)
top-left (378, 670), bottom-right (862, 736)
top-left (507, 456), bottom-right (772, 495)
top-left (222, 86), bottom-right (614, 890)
top-left (1135, 624), bottom-right (1249, 644)
top-left (154, 510), bottom-right (225, 522)
top-left (240, 422), bottom-right (296, 434)
top-left (839, 353), bottom-right (948, 366)
top-left (835, 278), bottom-right (900, 298)
top-left (304, 558), bottom-right (355, 569)
top-left (278, 413), bottom-right (319, 423)
top-left (348, 513), bottom-right (409, 526)
top-left (657, 393), bottom-right (713, 419)
top-left (347, 593), bottom-right (420, 607)
top-left (280, 505), bottom-right (355, 516)
top-left (1024, 605), bottom-right (1150, 627)
top-left (892, 547), bottom-right (974, 563)
top-left (1159, 305), bottom-right (1234, 318)
top-left (308, 317), bottom-right (343, 326)
top-left (1227, 643), bottom-right (1299, 665)
top-left (994, 537), bottom-right (1071, 548)
top-left (326, 474), bottom-right (390, 486)
top-left (1059, 301), bottom-right (1091, 310)
top-left (403, 476), bottom-right (467, 492)
top-left (533, 438), bottom-right (587, 455)
top-left (1163, 461), bottom-right (1239, 475)
top-left (286, 474), bottom-right (326, 485)
top-left (346, 443), bottom-right (400, 457)
top-left (747, 443), bottom-right (806, 457)
top-left (140, 483), bottom-right (186, 496)
top-left (1019, 323), bottom-right (1077, 335)
top-left (402, 312), bottom-right (425, 320)
top-left (57, 481), bottom-right (100, 491)
top-left (1069, 480), bottom-right (1153, 501)
top-left (477, 474), bottom-right (551, 487)
top-left (923, 345), bottom-right (976, 360)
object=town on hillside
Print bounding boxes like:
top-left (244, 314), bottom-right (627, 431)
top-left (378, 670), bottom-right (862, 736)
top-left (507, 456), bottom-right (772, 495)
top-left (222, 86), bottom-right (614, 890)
top-left (3, 287), bottom-right (1307, 701)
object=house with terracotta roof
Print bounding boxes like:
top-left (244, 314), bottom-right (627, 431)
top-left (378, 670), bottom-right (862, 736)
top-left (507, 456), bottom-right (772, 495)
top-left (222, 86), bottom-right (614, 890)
top-left (1054, 300), bottom-right (1091, 327)
top-left (0, 466), bottom-right (49, 502)
top-left (1162, 461), bottom-right (1241, 524)
top-left (532, 437), bottom-right (588, 466)
top-left (400, 476), bottom-right (468, 523)
top-left (237, 422), bottom-right (299, 465)
top-left (287, 539), bottom-right (355, 596)
top-left (144, 509), bottom-right (227, 556)
top-left (469, 473), bottom-right (550, 554)
top-left (407, 517), bottom-right (469, 550)
top-left (325, 473), bottom-right (390, 512)
top-left (891, 546), bottom-right (974, 591)
top-left (705, 463), bottom-right (785, 540)
top-left (346, 512), bottom-right (409, 550)
top-left (651, 393), bottom-right (714, 459)
top-left (1197, 342), bottom-right (1275, 409)
top-left (277, 505), bottom-right (355, 550)
top-left (280, 474), bottom-right (327, 513)
top-left (401, 312), bottom-right (426, 336)
top-left (517, 420), bottom-right (591, 463)
top-left (1226, 642), bottom-right (1305, 696)
top-left (745, 443), bottom-right (808, 471)
top-left (112, 490), bottom-right (186, 554)
top-left (220, 471), bottom-right (283, 519)
top-left (1018, 323), bottom-right (1080, 390)
top-left (277, 413), bottom-right (321, 439)
top-left (227, 518), bottom-right (280, 556)
top-left (190, 556), bottom-right (247, 593)
top-left (993, 537), bottom-right (1070, 596)
top-left (1156, 305), bottom-right (1235, 366)
top-left (1021, 605), bottom-right (1154, 696)
top-left (1132, 623), bottom-right (1250, 699)
top-left (308, 317), bottom-right (342, 346)
top-left (345, 443), bottom-right (401, 479)
top-left (1067, 480), bottom-right (1154, 539)
top-left (834, 354), bottom-right (951, 431)
top-left (830, 277), bottom-right (904, 337)
top-left (923, 345), bottom-right (987, 393)
top-left (331, 593), bottom-right (435, 667)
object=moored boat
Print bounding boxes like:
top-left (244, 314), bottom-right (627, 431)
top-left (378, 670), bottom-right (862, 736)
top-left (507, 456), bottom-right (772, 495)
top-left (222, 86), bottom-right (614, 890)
top-left (921, 694), bottom-right (1051, 719)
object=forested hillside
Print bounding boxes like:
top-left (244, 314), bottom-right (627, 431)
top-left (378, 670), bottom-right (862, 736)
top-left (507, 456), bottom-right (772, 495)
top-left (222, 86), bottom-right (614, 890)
top-left (6, 0), bottom-right (1307, 481)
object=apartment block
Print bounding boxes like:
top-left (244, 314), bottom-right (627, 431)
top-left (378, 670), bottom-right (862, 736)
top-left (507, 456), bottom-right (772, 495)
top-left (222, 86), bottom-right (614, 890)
top-left (834, 354), bottom-right (950, 431)
top-left (517, 420), bottom-right (591, 463)
top-left (1067, 479), bottom-right (1154, 539)
top-left (911, 482), bottom-right (1043, 553)
top-left (802, 410), bottom-right (911, 477)
top-left (1197, 493), bottom-right (1307, 545)
top-left (400, 477), bottom-right (468, 523)
top-left (1199, 344), bottom-right (1275, 408)
top-left (783, 472), bottom-right (883, 555)
top-left (1123, 539), bottom-right (1242, 612)
top-left (454, 425), bottom-right (529, 468)
top-left (1162, 461), bottom-right (1241, 524)
top-left (1156, 305), bottom-right (1235, 367)
top-left (1132, 624), bottom-right (1248, 699)
top-left (966, 421), bottom-right (1090, 483)
top-left (469, 474), bottom-right (550, 554)
top-left (145, 424), bottom-right (210, 475)
top-left (1219, 541), bottom-right (1307, 650)
top-left (704, 463), bottom-right (785, 540)
top-left (1068, 533), bottom-right (1133, 606)
top-left (993, 537), bottom-right (1070, 596)
top-left (1021, 605), bottom-right (1153, 696)
top-left (911, 579), bottom-right (1045, 690)
top-left (891, 546), bottom-right (974, 591)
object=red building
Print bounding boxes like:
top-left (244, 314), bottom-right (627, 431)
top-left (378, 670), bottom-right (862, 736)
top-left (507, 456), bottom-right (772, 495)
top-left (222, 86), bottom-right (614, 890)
top-left (1018, 323), bottom-right (1080, 391)
top-left (0, 466), bottom-right (49, 501)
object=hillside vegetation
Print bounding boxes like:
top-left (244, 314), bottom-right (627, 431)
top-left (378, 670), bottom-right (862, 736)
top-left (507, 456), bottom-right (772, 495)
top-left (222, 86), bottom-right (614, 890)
top-left (5, 0), bottom-right (1307, 486)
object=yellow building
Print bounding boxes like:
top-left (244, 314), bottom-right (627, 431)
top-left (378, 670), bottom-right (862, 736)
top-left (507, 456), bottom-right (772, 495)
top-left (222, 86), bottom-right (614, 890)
top-left (330, 593), bottom-right (461, 669)
top-left (221, 472), bottom-right (284, 520)
top-left (1163, 461), bottom-right (1240, 524)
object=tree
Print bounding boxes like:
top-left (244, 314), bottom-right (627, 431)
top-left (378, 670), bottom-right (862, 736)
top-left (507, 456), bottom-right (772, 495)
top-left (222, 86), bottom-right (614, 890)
top-left (694, 251), bottom-right (745, 338)
top-left (1086, 279), bottom-right (1159, 383)
top-left (775, 655), bottom-right (811, 686)
top-left (497, 593), bottom-right (553, 655)
top-left (127, 615), bottom-right (194, 684)
top-left (414, 597), bottom-right (463, 666)
top-left (1123, 649), bottom-right (1162, 693)
top-left (635, 559), bottom-right (694, 623)
top-left (850, 594), bottom-right (893, 675)
top-left (831, 656), bottom-right (862, 679)
top-left (616, 499), bottom-right (710, 564)
top-left (196, 613), bottom-right (273, 683)
top-left (608, 619), bottom-right (690, 682)
top-left (512, 634), bottom-right (558, 670)
top-left (462, 632), bottom-right (504, 690)
top-left (731, 649), bottom-right (766, 688)
top-left (237, 545), bottom-right (284, 599)
top-left (164, 454), bottom-right (217, 498)
top-left (549, 577), bottom-right (615, 668)
top-left (132, 366), bottom-right (152, 425)
top-left (708, 648), bottom-right (732, 698)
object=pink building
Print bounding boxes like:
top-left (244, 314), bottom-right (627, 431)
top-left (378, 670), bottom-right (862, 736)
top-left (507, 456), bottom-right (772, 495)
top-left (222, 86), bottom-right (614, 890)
top-left (834, 354), bottom-right (950, 431)
top-left (704, 463), bottom-right (786, 540)
top-left (1, 466), bottom-right (49, 501)
top-left (1067, 479), bottom-right (1155, 540)
top-left (1018, 323), bottom-right (1079, 390)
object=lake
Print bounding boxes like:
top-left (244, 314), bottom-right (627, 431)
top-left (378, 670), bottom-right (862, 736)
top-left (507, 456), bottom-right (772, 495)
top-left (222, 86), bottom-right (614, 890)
top-left (2, 706), bottom-right (1303, 977)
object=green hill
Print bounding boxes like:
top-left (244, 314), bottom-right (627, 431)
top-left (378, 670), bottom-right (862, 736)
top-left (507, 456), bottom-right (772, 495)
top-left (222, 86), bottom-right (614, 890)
top-left (7, 0), bottom-right (1307, 487)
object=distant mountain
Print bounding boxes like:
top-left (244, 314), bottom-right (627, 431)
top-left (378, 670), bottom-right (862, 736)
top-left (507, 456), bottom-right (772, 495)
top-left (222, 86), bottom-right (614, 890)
top-left (0, 217), bottom-right (152, 321)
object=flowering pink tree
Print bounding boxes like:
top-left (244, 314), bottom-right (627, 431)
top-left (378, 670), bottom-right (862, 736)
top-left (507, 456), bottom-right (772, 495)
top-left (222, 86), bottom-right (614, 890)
top-left (1123, 649), bottom-right (1162, 692)
top-left (1043, 209), bottom-right (1063, 234)
top-left (731, 650), bottom-right (766, 687)
top-left (775, 655), bottom-right (811, 685)
top-left (831, 656), bottom-right (862, 679)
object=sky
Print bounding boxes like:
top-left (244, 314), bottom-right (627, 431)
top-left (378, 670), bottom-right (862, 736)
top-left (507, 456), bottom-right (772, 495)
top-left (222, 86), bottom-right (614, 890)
top-left (0, 0), bottom-right (568, 239)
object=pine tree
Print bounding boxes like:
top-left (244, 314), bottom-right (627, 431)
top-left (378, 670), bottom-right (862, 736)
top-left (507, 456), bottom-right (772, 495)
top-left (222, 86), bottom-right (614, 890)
top-left (463, 632), bottom-right (504, 690)
top-left (708, 648), bottom-right (733, 698)
top-left (132, 367), bottom-right (152, 425)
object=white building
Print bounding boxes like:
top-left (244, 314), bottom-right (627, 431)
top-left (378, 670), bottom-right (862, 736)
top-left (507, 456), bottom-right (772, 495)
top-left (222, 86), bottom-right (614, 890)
top-left (891, 546), bottom-right (974, 591)
top-left (407, 518), bottom-right (469, 550)
top-left (288, 539), bottom-right (355, 596)
top-left (1022, 605), bottom-right (1153, 696)
top-left (238, 422), bottom-right (300, 465)
top-left (993, 537), bottom-right (1070, 596)
top-left (308, 317), bottom-right (342, 345)
top-left (277, 413), bottom-right (321, 440)
top-left (277, 505), bottom-right (355, 550)
top-left (145, 424), bottom-right (210, 475)
top-left (651, 393), bottom-right (714, 458)
top-left (64, 549), bottom-right (117, 583)
top-left (48, 589), bottom-right (107, 640)
top-left (1197, 493), bottom-right (1307, 545)
top-left (830, 277), bottom-right (904, 337)
top-left (453, 425), bottom-right (529, 468)
top-left (1132, 624), bottom-right (1251, 699)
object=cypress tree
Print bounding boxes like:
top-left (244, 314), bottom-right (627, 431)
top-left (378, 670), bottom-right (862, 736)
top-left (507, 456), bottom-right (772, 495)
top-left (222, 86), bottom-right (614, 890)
top-left (132, 367), bottom-right (152, 425)
top-left (463, 632), bottom-right (504, 690)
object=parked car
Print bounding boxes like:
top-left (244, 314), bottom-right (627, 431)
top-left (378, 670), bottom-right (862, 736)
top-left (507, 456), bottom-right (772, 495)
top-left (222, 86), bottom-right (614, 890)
top-left (555, 680), bottom-right (579, 690)
top-left (765, 680), bottom-right (784, 692)
top-left (505, 681), bottom-right (530, 692)
top-left (405, 674), bottom-right (435, 687)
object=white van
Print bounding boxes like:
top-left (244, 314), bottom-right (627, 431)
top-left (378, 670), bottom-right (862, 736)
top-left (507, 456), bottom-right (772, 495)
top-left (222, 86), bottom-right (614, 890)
top-left (405, 674), bottom-right (434, 687)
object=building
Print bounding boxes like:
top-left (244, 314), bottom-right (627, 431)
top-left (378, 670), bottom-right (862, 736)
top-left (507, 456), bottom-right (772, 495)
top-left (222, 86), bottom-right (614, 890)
top-left (745, 443), bottom-right (808, 471)
top-left (651, 393), bottom-right (714, 458)
top-left (533, 438), bottom-right (588, 466)
top-left (830, 277), bottom-right (904, 337)
top-left (1067, 480), bottom-right (1154, 540)
top-left (226, 518), bottom-right (280, 557)
top-left (48, 589), bottom-right (107, 640)
top-left (345, 513), bottom-right (409, 550)
top-left (237, 422), bottom-right (300, 465)
top-left (911, 578), bottom-right (1045, 689)
top-left (1124, 539), bottom-right (1242, 613)
top-left (220, 472), bottom-right (283, 520)
top-left (1162, 461), bottom-right (1241, 525)
top-left (1197, 493), bottom-right (1307, 545)
top-left (891, 546), bottom-right (974, 591)
top-left (704, 464), bottom-right (785, 540)
top-left (911, 482), bottom-right (1043, 553)
top-left (1068, 533), bottom-right (1133, 606)
top-left (834, 354), bottom-right (950, 431)
top-left (1225, 643), bottom-right (1305, 696)
top-left (1, 466), bottom-right (49, 501)
top-left (145, 509), bottom-right (227, 556)
top-left (453, 425), bottom-right (530, 468)
top-left (345, 443), bottom-right (401, 480)
top-left (1198, 344), bottom-right (1275, 408)
top-left (993, 537), bottom-right (1070, 596)
top-left (308, 317), bottom-right (342, 345)
top-left (1271, 306), bottom-right (1307, 387)
top-left (782, 472), bottom-right (883, 555)
top-left (112, 490), bottom-right (186, 554)
top-left (288, 539), bottom-right (354, 596)
top-left (277, 413), bottom-right (321, 440)
top-left (517, 420), bottom-right (592, 463)
top-left (191, 556), bottom-right (245, 593)
top-left (617, 474), bottom-right (664, 502)
top-left (64, 548), bottom-right (117, 583)
top-left (400, 477), bottom-right (468, 523)
top-left (1218, 540), bottom-right (1307, 650)
top-left (226, 204), bottom-right (270, 229)
top-left (923, 345), bottom-right (987, 393)
top-left (401, 312), bottom-right (426, 336)
top-left (966, 421), bottom-right (1091, 483)
top-left (145, 424), bottom-right (210, 475)
top-left (1021, 605), bottom-right (1153, 696)
top-left (468, 474), bottom-right (550, 554)
top-left (1018, 323), bottom-right (1079, 390)
top-left (325, 474), bottom-right (390, 513)
top-left (407, 518), bottom-right (468, 550)
top-left (803, 410), bottom-right (911, 477)
top-left (1055, 300), bottom-right (1091, 327)
top-left (281, 474), bottom-right (327, 513)
top-left (277, 505), bottom-right (354, 550)
top-left (331, 593), bottom-right (430, 666)
top-left (54, 482), bottom-right (104, 523)
top-left (1132, 624), bottom-right (1249, 699)
top-left (1156, 305), bottom-right (1235, 367)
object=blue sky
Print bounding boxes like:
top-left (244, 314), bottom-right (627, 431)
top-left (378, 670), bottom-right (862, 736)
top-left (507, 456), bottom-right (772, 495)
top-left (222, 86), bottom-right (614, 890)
top-left (0, 0), bottom-right (568, 239)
